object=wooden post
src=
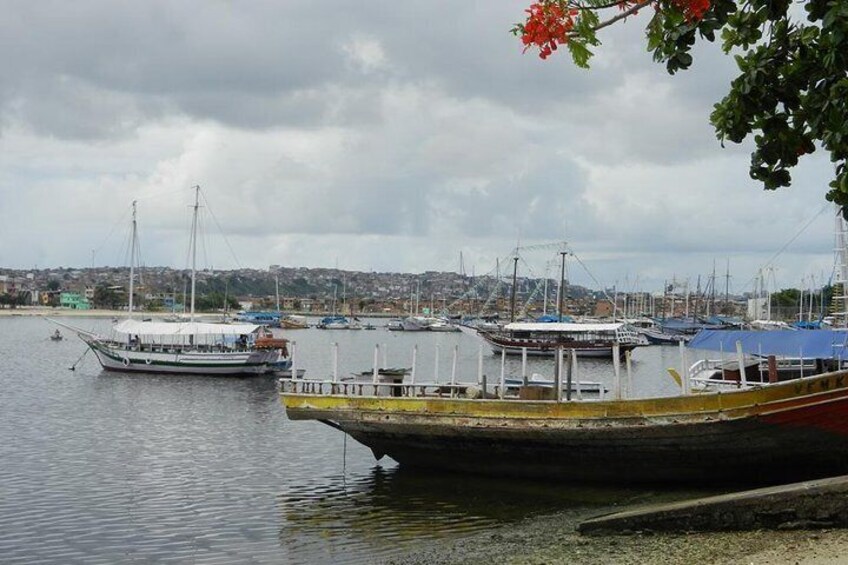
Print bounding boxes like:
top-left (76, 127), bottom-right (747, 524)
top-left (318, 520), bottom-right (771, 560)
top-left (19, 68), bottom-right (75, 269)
top-left (481, 374), bottom-right (487, 398)
top-left (410, 344), bottom-right (417, 387)
top-left (572, 350), bottom-right (581, 400)
top-left (736, 340), bottom-right (747, 387)
top-left (800, 347), bottom-right (805, 378)
top-left (612, 343), bottom-right (621, 400)
top-left (565, 349), bottom-right (573, 402)
top-left (434, 344), bottom-right (440, 384)
top-left (624, 350), bottom-right (632, 399)
top-left (291, 340), bottom-right (298, 380)
top-left (372, 343), bottom-right (380, 385)
top-left (679, 340), bottom-right (691, 395)
top-left (521, 347), bottom-right (528, 382)
top-left (477, 344), bottom-right (483, 385)
top-left (450, 344), bottom-right (458, 397)
top-left (332, 342), bottom-right (339, 383)
top-left (553, 346), bottom-right (561, 402)
top-left (499, 346), bottom-right (506, 399)
top-left (767, 355), bottom-right (778, 383)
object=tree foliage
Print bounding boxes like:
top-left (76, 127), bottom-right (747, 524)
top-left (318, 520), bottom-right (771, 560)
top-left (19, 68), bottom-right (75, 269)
top-left (514, 0), bottom-right (848, 210)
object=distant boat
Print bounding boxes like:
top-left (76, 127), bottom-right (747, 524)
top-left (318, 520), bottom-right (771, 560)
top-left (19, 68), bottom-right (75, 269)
top-left (281, 314), bottom-right (309, 329)
top-left (316, 315), bottom-right (361, 330)
top-left (234, 311), bottom-right (282, 327)
top-left (476, 321), bottom-right (649, 358)
top-left (50, 330), bottom-right (63, 341)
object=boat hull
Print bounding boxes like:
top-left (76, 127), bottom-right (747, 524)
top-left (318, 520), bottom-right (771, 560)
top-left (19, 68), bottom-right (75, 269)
top-left (88, 340), bottom-right (279, 375)
top-left (283, 371), bottom-right (848, 485)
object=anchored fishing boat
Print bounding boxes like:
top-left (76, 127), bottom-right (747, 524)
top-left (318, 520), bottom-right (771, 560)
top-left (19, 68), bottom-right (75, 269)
top-left (282, 368), bottom-right (848, 485)
top-left (477, 321), bottom-right (648, 358)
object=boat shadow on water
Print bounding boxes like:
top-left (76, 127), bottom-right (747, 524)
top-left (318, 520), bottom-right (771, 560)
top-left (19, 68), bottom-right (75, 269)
top-left (274, 465), bottom-right (721, 562)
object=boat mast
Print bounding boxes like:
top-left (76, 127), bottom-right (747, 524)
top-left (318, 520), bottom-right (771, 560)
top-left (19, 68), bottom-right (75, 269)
top-left (190, 185), bottom-right (199, 322)
top-left (275, 275), bottom-right (281, 312)
top-left (128, 200), bottom-right (137, 318)
top-left (558, 251), bottom-right (566, 322)
top-left (510, 256), bottom-right (518, 323)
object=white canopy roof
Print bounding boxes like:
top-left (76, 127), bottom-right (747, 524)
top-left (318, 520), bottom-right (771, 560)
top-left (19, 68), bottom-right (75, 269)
top-left (114, 319), bottom-right (261, 336)
top-left (503, 322), bottom-right (625, 332)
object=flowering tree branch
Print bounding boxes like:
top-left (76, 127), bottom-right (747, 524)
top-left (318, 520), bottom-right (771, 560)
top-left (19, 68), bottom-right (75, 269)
top-left (513, 0), bottom-right (848, 210)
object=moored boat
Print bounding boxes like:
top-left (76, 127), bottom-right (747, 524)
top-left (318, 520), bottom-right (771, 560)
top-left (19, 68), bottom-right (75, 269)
top-left (477, 321), bottom-right (648, 358)
top-left (282, 369), bottom-right (848, 485)
top-left (60, 319), bottom-right (287, 375)
top-left (280, 314), bottom-right (309, 329)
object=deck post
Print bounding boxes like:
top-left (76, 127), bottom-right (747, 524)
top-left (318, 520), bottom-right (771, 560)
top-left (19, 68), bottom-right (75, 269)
top-left (372, 343), bottom-right (380, 385)
top-left (332, 342), bottom-right (339, 383)
top-left (800, 347), bottom-right (805, 379)
top-left (450, 344), bottom-right (458, 397)
top-left (736, 340), bottom-right (747, 388)
top-left (679, 340), bottom-right (691, 395)
top-left (572, 350), bottom-right (581, 400)
top-left (499, 346), bottom-right (506, 399)
top-left (521, 347), bottom-right (528, 383)
top-left (434, 344), bottom-right (440, 384)
top-left (564, 349), bottom-right (573, 402)
top-left (477, 344), bottom-right (483, 385)
top-left (768, 355), bottom-right (778, 383)
top-left (410, 344), bottom-right (417, 387)
top-left (291, 340), bottom-right (298, 380)
top-left (554, 346), bottom-right (561, 401)
top-left (625, 350), bottom-right (633, 399)
top-left (613, 343), bottom-right (621, 400)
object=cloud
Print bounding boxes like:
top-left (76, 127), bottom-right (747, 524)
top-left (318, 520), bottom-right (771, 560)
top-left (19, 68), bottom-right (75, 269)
top-left (0, 1), bottom-right (837, 293)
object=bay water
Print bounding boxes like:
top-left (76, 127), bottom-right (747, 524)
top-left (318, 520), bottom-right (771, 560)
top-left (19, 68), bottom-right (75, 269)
top-left (0, 315), bottom-right (702, 564)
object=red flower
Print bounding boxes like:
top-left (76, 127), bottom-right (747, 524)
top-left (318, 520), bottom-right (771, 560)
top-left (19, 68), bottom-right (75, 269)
top-left (519, 1), bottom-right (577, 59)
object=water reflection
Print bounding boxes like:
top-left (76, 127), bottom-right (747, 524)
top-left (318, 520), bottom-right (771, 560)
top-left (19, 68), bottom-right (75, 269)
top-left (276, 465), bottom-right (705, 564)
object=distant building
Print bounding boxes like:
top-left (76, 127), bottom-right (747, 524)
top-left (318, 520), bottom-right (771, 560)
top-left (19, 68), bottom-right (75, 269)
top-left (60, 292), bottom-right (90, 310)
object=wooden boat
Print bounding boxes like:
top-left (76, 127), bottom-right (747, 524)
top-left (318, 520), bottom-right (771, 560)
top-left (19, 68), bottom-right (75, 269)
top-left (54, 188), bottom-right (289, 376)
top-left (282, 369), bottom-right (848, 485)
top-left (477, 321), bottom-right (649, 358)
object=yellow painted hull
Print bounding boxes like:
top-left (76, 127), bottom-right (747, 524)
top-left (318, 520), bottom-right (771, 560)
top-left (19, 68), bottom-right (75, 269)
top-left (282, 371), bottom-right (848, 484)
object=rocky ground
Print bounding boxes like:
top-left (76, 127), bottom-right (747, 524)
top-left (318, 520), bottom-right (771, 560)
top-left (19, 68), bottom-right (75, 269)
top-left (391, 506), bottom-right (848, 565)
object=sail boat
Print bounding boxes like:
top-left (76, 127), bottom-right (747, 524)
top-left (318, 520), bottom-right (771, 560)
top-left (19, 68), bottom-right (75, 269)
top-left (57, 187), bottom-right (289, 376)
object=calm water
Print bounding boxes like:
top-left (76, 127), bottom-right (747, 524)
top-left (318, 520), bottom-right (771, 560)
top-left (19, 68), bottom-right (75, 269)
top-left (0, 316), bottom-right (694, 564)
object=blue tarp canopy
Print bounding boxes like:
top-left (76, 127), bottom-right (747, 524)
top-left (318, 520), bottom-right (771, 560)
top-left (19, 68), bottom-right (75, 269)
top-left (688, 329), bottom-right (848, 359)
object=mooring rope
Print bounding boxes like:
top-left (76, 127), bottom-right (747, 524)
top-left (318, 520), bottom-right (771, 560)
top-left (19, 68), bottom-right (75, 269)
top-left (69, 347), bottom-right (90, 371)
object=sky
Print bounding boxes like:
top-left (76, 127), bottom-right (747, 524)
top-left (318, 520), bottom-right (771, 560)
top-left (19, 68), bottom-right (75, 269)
top-left (0, 1), bottom-right (840, 295)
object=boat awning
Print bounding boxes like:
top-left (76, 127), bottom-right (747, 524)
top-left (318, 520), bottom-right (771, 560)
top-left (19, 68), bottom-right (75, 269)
top-left (114, 319), bottom-right (262, 336)
top-left (503, 322), bottom-right (624, 332)
top-left (688, 329), bottom-right (848, 358)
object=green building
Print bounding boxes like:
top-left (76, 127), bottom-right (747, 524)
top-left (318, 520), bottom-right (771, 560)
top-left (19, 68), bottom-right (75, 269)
top-left (60, 292), bottom-right (91, 310)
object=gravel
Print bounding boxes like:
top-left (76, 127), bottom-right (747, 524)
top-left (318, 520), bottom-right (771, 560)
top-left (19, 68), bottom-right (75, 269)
top-left (388, 506), bottom-right (848, 564)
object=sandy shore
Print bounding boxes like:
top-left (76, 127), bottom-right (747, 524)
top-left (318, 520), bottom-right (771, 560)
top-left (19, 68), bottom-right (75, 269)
top-left (0, 307), bottom-right (148, 318)
top-left (394, 507), bottom-right (848, 564)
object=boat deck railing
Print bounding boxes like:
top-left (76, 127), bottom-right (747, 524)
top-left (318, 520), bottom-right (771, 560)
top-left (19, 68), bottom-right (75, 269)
top-left (279, 376), bottom-right (605, 401)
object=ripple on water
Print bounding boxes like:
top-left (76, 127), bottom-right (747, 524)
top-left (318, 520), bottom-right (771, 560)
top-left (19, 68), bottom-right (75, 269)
top-left (0, 317), bottom-right (696, 564)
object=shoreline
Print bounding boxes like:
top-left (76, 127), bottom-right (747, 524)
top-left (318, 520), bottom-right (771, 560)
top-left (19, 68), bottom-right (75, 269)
top-left (397, 506), bottom-right (848, 564)
top-left (0, 307), bottom-right (400, 319)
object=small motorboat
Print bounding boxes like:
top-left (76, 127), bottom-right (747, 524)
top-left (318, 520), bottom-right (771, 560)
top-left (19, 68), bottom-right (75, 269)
top-left (50, 330), bottom-right (63, 341)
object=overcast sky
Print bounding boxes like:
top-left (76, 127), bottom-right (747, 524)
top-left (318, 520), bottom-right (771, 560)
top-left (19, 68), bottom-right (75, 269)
top-left (0, 1), bottom-right (839, 294)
